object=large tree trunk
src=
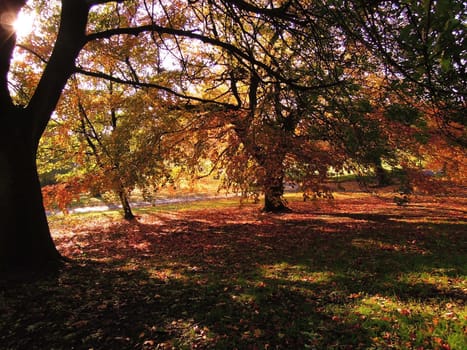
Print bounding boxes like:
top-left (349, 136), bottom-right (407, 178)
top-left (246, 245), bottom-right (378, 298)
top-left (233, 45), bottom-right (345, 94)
top-left (0, 0), bottom-right (90, 274)
top-left (263, 180), bottom-right (288, 212)
top-left (0, 110), bottom-right (62, 272)
top-left (261, 161), bottom-right (289, 213)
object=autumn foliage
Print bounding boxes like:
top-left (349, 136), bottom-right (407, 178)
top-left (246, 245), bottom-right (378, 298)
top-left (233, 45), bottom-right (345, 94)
top-left (42, 181), bottom-right (83, 215)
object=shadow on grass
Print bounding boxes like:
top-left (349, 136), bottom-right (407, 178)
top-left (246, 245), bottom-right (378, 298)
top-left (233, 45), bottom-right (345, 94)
top-left (1, 199), bottom-right (465, 349)
top-left (1, 260), bottom-right (357, 349)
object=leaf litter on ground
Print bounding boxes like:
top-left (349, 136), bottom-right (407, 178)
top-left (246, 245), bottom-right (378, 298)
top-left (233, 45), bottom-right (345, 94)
top-left (1, 192), bottom-right (466, 349)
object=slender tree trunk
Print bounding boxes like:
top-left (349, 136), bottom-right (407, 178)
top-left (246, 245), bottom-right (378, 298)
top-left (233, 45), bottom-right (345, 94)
top-left (0, 110), bottom-right (62, 272)
top-left (117, 188), bottom-right (135, 220)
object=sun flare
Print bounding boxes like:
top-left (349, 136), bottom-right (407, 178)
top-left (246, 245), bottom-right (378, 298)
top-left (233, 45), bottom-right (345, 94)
top-left (12, 11), bottom-right (35, 39)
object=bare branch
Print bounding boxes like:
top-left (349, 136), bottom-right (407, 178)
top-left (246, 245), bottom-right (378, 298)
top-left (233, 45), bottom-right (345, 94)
top-left (15, 44), bottom-right (48, 64)
top-left (74, 66), bottom-right (239, 110)
top-left (223, 0), bottom-right (295, 20)
top-left (85, 24), bottom-right (342, 91)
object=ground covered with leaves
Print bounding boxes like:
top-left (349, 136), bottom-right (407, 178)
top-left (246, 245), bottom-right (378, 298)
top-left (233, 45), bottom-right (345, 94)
top-left (1, 193), bottom-right (466, 349)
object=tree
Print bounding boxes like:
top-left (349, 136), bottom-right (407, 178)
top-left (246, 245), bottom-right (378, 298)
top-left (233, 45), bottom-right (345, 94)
top-left (1, 0), bottom-right (303, 269)
top-left (58, 78), bottom-right (141, 219)
top-left (0, 0), bottom-right (91, 271)
top-left (178, 0), bottom-right (351, 211)
top-left (2, 0), bottom-right (463, 273)
top-left (1, 0), bottom-right (190, 270)
top-left (38, 76), bottom-right (197, 219)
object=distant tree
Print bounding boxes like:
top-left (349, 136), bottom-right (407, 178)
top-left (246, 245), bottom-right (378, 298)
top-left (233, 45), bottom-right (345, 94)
top-left (180, 0), bottom-right (349, 211)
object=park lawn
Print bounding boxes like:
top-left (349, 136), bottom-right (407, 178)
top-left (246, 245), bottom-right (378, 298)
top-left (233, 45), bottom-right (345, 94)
top-left (1, 193), bottom-right (466, 349)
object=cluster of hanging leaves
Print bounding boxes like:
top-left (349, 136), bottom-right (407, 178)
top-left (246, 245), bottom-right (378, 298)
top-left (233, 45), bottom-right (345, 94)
top-left (42, 180), bottom-right (84, 214)
top-left (331, 0), bottom-right (466, 144)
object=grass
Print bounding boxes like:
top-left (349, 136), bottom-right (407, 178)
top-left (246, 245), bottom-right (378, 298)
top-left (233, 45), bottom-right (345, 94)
top-left (1, 192), bottom-right (466, 349)
top-left (64, 177), bottom-right (226, 210)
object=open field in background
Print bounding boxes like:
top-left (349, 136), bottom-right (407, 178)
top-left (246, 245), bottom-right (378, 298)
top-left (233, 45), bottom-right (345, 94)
top-left (1, 190), bottom-right (466, 349)
top-left (43, 176), bottom-right (422, 216)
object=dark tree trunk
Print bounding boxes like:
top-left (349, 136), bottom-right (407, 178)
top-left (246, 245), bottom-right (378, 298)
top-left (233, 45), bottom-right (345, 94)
top-left (375, 160), bottom-right (390, 187)
top-left (117, 188), bottom-right (135, 220)
top-left (0, 0), bottom-right (90, 274)
top-left (0, 110), bottom-right (62, 272)
top-left (263, 182), bottom-right (288, 212)
top-left (262, 166), bottom-right (290, 213)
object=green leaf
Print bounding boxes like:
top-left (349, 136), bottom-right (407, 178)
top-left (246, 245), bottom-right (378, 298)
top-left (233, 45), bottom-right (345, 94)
top-left (440, 57), bottom-right (452, 72)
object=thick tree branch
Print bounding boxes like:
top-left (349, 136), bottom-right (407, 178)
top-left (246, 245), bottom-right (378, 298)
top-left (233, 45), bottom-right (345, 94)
top-left (223, 0), bottom-right (295, 21)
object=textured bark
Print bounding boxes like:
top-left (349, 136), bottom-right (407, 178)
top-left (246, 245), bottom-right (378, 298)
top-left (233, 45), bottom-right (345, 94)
top-left (263, 182), bottom-right (288, 212)
top-left (262, 166), bottom-right (290, 213)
